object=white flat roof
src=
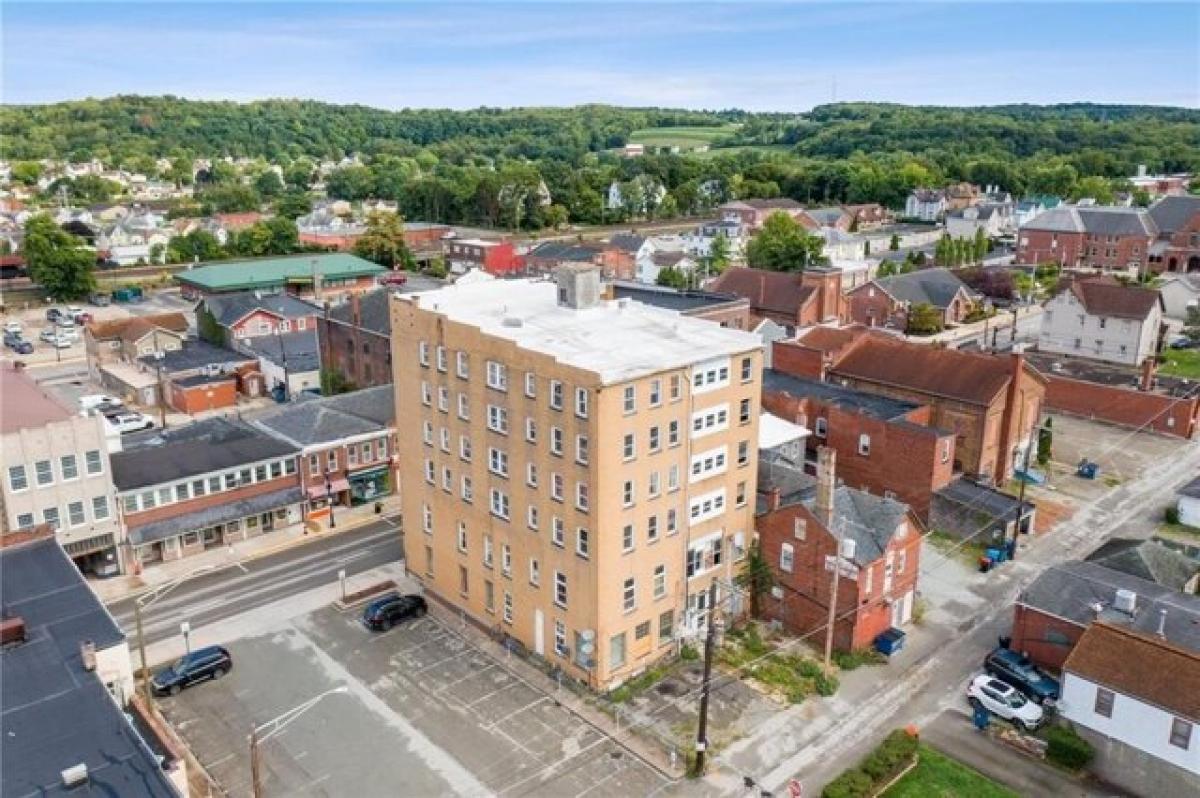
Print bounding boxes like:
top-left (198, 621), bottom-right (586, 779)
top-left (759, 411), bottom-right (810, 450)
top-left (406, 279), bottom-right (762, 384)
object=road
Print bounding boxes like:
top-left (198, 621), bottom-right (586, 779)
top-left (106, 519), bottom-right (403, 647)
top-left (760, 434), bottom-right (1200, 795)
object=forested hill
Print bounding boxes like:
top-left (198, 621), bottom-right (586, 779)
top-left (3, 97), bottom-right (1197, 174)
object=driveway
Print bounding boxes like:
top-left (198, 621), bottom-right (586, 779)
top-left (159, 607), bottom-right (669, 797)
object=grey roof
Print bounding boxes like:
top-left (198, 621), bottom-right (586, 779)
top-left (327, 287), bottom-right (391, 336)
top-left (252, 386), bottom-right (392, 447)
top-left (935, 477), bottom-right (1033, 518)
top-left (1086, 538), bottom-right (1200, 592)
top-left (1, 537), bottom-right (177, 798)
top-left (138, 339), bottom-right (255, 374)
top-left (608, 233), bottom-right (646, 254)
top-left (200, 291), bottom-right (317, 328)
top-left (1023, 206), bottom-right (1158, 236)
top-left (527, 241), bottom-right (602, 262)
top-left (1018, 560), bottom-right (1200, 652)
top-left (762, 369), bottom-right (921, 422)
top-left (756, 455), bottom-right (817, 513)
top-left (807, 207), bottom-right (846, 226)
top-left (112, 417), bottom-right (298, 489)
top-left (1178, 475), bottom-right (1200, 499)
top-left (1148, 195), bottom-right (1200, 236)
top-left (173, 372), bottom-right (236, 388)
top-left (127, 486), bottom-right (304, 545)
top-left (322, 384), bottom-right (394, 426)
top-left (241, 329), bottom-right (321, 372)
top-left (610, 281), bottom-right (743, 313)
top-left (809, 487), bottom-right (910, 565)
top-left (873, 267), bottom-right (971, 309)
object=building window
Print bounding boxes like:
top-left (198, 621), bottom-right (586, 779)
top-left (418, 341), bottom-right (429, 366)
top-left (741, 356), bottom-right (753, 382)
top-left (653, 565), bottom-right (667, 599)
top-left (436, 345), bottom-right (447, 372)
top-left (667, 508), bottom-right (678, 535)
top-left (34, 460), bottom-right (53, 486)
top-left (739, 398), bottom-right (751, 424)
top-left (8, 466), bottom-right (27, 492)
top-left (16, 513), bottom-right (34, 529)
top-left (635, 621), bottom-right (650, 641)
top-left (575, 435), bottom-right (589, 465)
top-left (67, 501), bottom-right (85, 527)
top-left (551, 516), bottom-right (564, 546)
top-left (737, 440), bottom-right (749, 466)
top-left (92, 495), bottom-right (110, 521)
top-left (486, 360), bottom-right (508, 391)
top-left (647, 514), bottom-right (659, 542)
top-left (648, 471), bottom-right (661, 497)
top-left (421, 503), bottom-right (433, 534)
top-left (554, 571), bottom-right (568, 608)
top-left (659, 611), bottom-right (674, 643)
top-left (460, 436), bottom-right (473, 461)
top-left (457, 393), bottom-right (470, 420)
top-left (549, 380), bottom-right (563, 410)
top-left (503, 591), bottom-right (513, 624)
top-left (457, 522), bottom-right (468, 552)
top-left (456, 351), bottom-right (470, 379)
top-left (484, 579), bottom-right (495, 613)
top-left (575, 387), bottom-right (589, 419)
top-left (736, 481), bottom-right (747, 507)
top-left (648, 426), bottom-right (661, 453)
top-left (554, 620), bottom-right (568, 657)
top-left (550, 426), bottom-right (563, 456)
top-left (691, 405), bottom-right (729, 437)
top-left (576, 527), bottom-right (590, 559)
top-left (438, 386), bottom-right (449, 412)
top-left (524, 372), bottom-right (536, 397)
top-left (649, 379), bottom-right (662, 406)
top-left (483, 535), bottom-right (494, 568)
top-left (85, 450), bottom-right (103, 475)
top-left (43, 506), bottom-right (60, 530)
top-left (609, 632), bottom-right (626, 669)
top-left (487, 405), bottom-right (509, 434)
top-left (459, 565), bottom-right (469, 596)
top-left (60, 455), bottom-right (78, 481)
top-left (489, 489), bottom-right (510, 520)
top-left (668, 420), bottom-right (680, 447)
top-left (1094, 687), bottom-right (1114, 718)
top-left (529, 557), bottom-right (540, 586)
top-left (815, 417), bottom-right (827, 438)
top-left (669, 374), bottom-right (682, 401)
top-left (461, 476), bottom-right (473, 502)
top-left (622, 433), bottom-right (635, 460)
top-left (576, 482), bottom-right (589, 512)
top-left (1169, 718), bottom-right (1192, 750)
top-left (858, 434), bottom-right (871, 456)
top-left (667, 464), bottom-right (680, 492)
top-left (487, 447), bottom-right (509, 477)
top-left (525, 417), bottom-right (537, 443)
top-left (551, 473), bottom-right (564, 501)
top-left (622, 480), bottom-right (635, 507)
top-left (622, 577), bottom-right (636, 612)
top-left (623, 385), bottom-right (636, 414)
top-left (526, 462), bottom-right (538, 488)
top-left (780, 542), bottom-right (794, 572)
top-left (941, 440), bottom-right (951, 464)
top-left (622, 523), bottom-right (635, 552)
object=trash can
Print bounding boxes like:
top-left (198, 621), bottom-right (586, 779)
top-left (978, 556), bottom-right (993, 573)
top-left (374, 501), bottom-right (383, 515)
top-left (973, 704), bottom-right (991, 730)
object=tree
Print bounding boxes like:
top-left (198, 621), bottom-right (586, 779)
top-left (45, 175), bottom-right (120, 204)
top-left (273, 190), bottom-right (313, 220)
top-left (326, 166), bottom-right (376, 201)
top-left (1036, 418), bottom-right (1054, 466)
top-left (1070, 176), bottom-right (1115, 205)
top-left (149, 243), bottom-right (165, 265)
top-left (167, 229), bottom-right (223, 264)
top-left (354, 212), bottom-right (416, 270)
top-left (905, 303), bottom-right (944, 335)
top-left (254, 170), bottom-right (284, 197)
top-left (22, 215), bottom-right (96, 300)
top-left (706, 232), bottom-right (731, 274)
top-left (229, 219), bottom-right (298, 257)
top-left (656, 265), bottom-right (688, 289)
top-left (198, 184), bottom-right (261, 214)
top-left (1184, 306), bottom-right (1200, 343)
top-left (735, 541), bottom-right (775, 619)
top-left (972, 227), bottom-right (988, 262)
top-left (11, 161), bottom-right (42, 185)
top-left (888, 233), bottom-right (900, 251)
top-left (745, 212), bottom-right (826, 271)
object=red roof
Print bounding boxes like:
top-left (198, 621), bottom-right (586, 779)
top-left (794, 324), bottom-right (872, 354)
top-left (215, 212), bottom-right (264, 230)
top-left (1069, 276), bottom-right (1162, 320)
top-left (709, 268), bottom-right (814, 317)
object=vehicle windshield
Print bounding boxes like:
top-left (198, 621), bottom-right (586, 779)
top-left (1007, 692), bottom-right (1027, 708)
top-left (169, 657), bottom-right (187, 671)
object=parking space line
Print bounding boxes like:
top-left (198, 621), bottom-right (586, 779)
top-left (571, 760), bottom-right (629, 798)
top-left (483, 696), bottom-right (549, 731)
top-left (411, 650), bottom-right (468, 675)
top-left (433, 662), bottom-right (498, 694)
top-left (463, 678), bottom-right (523, 708)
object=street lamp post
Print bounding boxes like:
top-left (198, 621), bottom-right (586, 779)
top-left (133, 563), bottom-right (223, 704)
top-left (324, 466), bottom-right (337, 529)
top-left (249, 687), bottom-right (350, 798)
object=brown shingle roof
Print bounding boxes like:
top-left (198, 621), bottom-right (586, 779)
top-left (830, 336), bottom-right (1019, 405)
top-left (86, 312), bottom-right (189, 342)
top-left (794, 324), bottom-right (872, 355)
top-left (1069, 277), bottom-right (1162, 321)
top-left (708, 268), bottom-right (814, 317)
top-left (1064, 622), bottom-right (1200, 722)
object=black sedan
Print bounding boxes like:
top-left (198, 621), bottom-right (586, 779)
top-left (362, 593), bottom-right (427, 631)
top-left (151, 645), bottom-right (233, 696)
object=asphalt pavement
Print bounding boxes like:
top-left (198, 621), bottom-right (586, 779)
top-left (106, 519), bottom-right (403, 647)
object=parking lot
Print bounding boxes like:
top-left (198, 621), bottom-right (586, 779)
top-left (159, 606), bottom-right (670, 797)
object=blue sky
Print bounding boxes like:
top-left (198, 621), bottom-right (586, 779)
top-left (4, 2), bottom-right (1198, 110)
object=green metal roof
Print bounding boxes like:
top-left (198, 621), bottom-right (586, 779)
top-left (175, 254), bottom-right (385, 292)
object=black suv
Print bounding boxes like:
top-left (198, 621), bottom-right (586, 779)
top-left (362, 593), bottom-right (427, 631)
top-left (151, 646), bottom-right (233, 696)
top-left (983, 647), bottom-right (1060, 704)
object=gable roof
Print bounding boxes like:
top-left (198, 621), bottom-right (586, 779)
top-left (792, 324), bottom-right (873, 355)
top-left (1148, 195), bottom-right (1200, 236)
top-left (830, 336), bottom-right (1022, 406)
top-left (1023, 206), bottom-right (1157, 237)
top-left (870, 268), bottom-right (972, 310)
top-left (708, 268), bottom-right (813, 317)
top-left (1064, 623), bottom-right (1200, 722)
top-left (328, 287), bottom-right (391, 335)
top-left (1068, 277), bottom-right (1162, 320)
top-left (241, 329), bottom-right (321, 372)
top-left (1085, 538), bottom-right (1200, 592)
top-left (527, 241), bottom-right (602, 262)
top-left (137, 340), bottom-right (255, 374)
top-left (201, 291), bottom-right (317, 328)
top-left (119, 316), bottom-right (188, 344)
top-left (87, 312), bottom-right (188, 342)
top-left (808, 486), bottom-right (910, 565)
top-left (252, 387), bottom-right (392, 447)
top-left (607, 233), bottom-right (646, 254)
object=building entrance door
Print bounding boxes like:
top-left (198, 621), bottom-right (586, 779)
top-left (534, 609), bottom-right (545, 657)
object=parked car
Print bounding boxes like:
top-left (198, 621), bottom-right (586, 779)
top-left (55, 316), bottom-right (77, 331)
top-left (362, 592), bottom-right (427, 631)
top-left (106, 412), bottom-right (154, 435)
top-left (88, 292), bottom-right (112, 307)
top-left (45, 307), bottom-right (64, 322)
top-left (151, 646), bottom-right (232, 696)
top-left (967, 674), bottom-right (1045, 730)
top-left (79, 394), bottom-right (121, 411)
top-left (984, 647), bottom-right (1060, 704)
top-left (39, 331), bottom-right (73, 348)
top-left (5, 337), bottom-right (33, 354)
top-left (3, 321), bottom-right (21, 335)
top-left (72, 311), bottom-right (93, 325)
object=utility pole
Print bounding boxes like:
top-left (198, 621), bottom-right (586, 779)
top-left (693, 581), bottom-right (718, 776)
top-left (134, 601), bottom-right (151, 705)
top-left (823, 533), bottom-right (844, 670)
top-left (1012, 441), bottom-right (1034, 562)
top-left (250, 725), bottom-right (263, 798)
top-left (152, 328), bottom-right (166, 429)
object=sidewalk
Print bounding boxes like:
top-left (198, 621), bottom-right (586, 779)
top-left (89, 500), bottom-right (401, 604)
top-left (923, 710), bottom-right (1123, 797)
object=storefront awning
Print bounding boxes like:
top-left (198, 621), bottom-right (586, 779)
top-left (305, 477), bottom-right (350, 500)
top-left (128, 486), bottom-right (305, 546)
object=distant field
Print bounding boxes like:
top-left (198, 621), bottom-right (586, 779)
top-left (627, 123), bottom-right (740, 150)
top-left (696, 144), bottom-right (792, 158)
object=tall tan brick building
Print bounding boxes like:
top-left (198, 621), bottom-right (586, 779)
top-left (391, 267), bottom-right (763, 689)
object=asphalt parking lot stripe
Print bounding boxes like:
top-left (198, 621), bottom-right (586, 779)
top-left (463, 678), bottom-right (523, 708)
top-left (411, 650), bottom-right (468, 675)
top-left (433, 662), bottom-right (498, 694)
top-left (483, 696), bottom-right (549, 731)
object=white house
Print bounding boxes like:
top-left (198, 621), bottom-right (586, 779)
top-left (945, 203), bottom-right (1013, 240)
top-left (1059, 623), bottom-right (1200, 795)
top-left (636, 248), bottom-right (697, 285)
top-left (685, 219), bottom-right (746, 261)
top-left (905, 189), bottom-right (947, 222)
top-left (1158, 274), bottom-right (1200, 321)
top-left (607, 176), bottom-right (667, 214)
top-left (1178, 477), bottom-right (1200, 528)
top-left (819, 227), bottom-right (868, 261)
top-left (1038, 276), bottom-right (1164, 366)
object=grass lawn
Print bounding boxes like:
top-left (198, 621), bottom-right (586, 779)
top-left (627, 123), bottom-right (740, 149)
top-left (1158, 522), bottom-right (1200, 543)
top-left (1159, 348), bottom-right (1200, 378)
top-left (883, 745), bottom-right (1018, 798)
top-left (697, 144), bottom-right (792, 158)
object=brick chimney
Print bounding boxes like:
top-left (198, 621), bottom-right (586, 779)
top-left (350, 292), bottom-right (362, 327)
top-left (815, 445), bottom-right (836, 527)
top-left (1140, 356), bottom-right (1157, 392)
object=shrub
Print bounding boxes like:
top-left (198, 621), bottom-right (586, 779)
top-left (821, 768), bottom-right (873, 798)
top-left (833, 649), bottom-right (886, 671)
top-left (1165, 506), bottom-right (1181, 525)
top-left (680, 644), bottom-right (699, 661)
top-left (1045, 725), bottom-right (1094, 771)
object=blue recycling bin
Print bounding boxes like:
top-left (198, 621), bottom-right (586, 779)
top-left (874, 627), bottom-right (907, 656)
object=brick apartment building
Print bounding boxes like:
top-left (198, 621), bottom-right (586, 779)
top-left (1016, 206), bottom-right (1157, 272)
top-left (757, 447), bottom-right (921, 652)
top-left (846, 268), bottom-right (976, 330)
top-left (719, 198), bottom-right (809, 230)
top-left (1148, 195), bottom-right (1200, 274)
top-left (442, 238), bottom-right (523, 276)
top-left (709, 266), bottom-right (847, 332)
top-left (391, 265), bottom-right (763, 690)
top-left (774, 327), bottom-right (1046, 485)
top-left (761, 369), bottom-right (955, 520)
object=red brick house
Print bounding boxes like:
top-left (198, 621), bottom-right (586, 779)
top-left (774, 329), bottom-right (1046, 485)
top-left (708, 266), bottom-right (847, 331)
top-left (761, 369), bottom-right (955, 520)
top-left (842, 204), bottom-right (890, 230)
top-left (719, 199), bottom-right (809, 230)
top-left (197, 291), bottom-right (319, 348)
top-left (443, 238), bottom-right (523, 276)
top-left (1016, 207), bottom-right (1156, 272)
top-left (846, 268), bottom-right (976, 330)
top-left (1148, 195), bottom-right (1200, 274)
top-left (757, 447), bottom-right (921, 652)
